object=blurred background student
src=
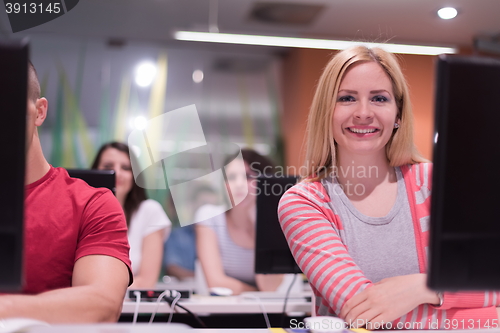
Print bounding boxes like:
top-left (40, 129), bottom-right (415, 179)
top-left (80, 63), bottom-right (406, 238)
top-left (163, 184), bottom-right (219, 281)
top-left (195, 148), bottom-right (283, 295)
top-left (92, 141), bottom-right (171, 289)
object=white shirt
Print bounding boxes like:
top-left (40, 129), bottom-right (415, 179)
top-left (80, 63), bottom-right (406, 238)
top-left (128, 199), bottom-right (171, 274)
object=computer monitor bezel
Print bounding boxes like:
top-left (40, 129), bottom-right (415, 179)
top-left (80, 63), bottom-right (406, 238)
top-left (0, 40), bottom-right (29, 291)
top-left (254, 175), bottom-right (302, 274)
top-left (66, 169), bottom-right (116, 195)
top-left (428, 54), bottom-right (500, 291)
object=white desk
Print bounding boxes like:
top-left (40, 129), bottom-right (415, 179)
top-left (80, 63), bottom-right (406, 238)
top-left (122, 294), bottom-right (311, 315)
top-left (26, 325), bottom-right (272, 333)
top-left (25, 324), bottom-right (500, 333)
top-left (27, 323), bottom-right (191, 333)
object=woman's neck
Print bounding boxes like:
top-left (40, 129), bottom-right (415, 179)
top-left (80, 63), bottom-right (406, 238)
top-left (116, 194), bottom-right (126, 208)
top-left (226, 203), bottom-right (255, 235)
top-left (335, 152), bottom-right (396, 198)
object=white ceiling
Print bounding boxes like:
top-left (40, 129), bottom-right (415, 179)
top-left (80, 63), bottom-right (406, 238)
top-left (1, 0), bottom-right (499, 51)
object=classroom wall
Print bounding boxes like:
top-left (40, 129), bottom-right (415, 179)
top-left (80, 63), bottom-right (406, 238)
top-left (281, 48), bottom-right (436, 169)
top-left (30, 36), bottom-right (283, 168)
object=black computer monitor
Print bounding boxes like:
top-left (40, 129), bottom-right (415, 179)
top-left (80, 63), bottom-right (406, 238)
top-left (428, 55), bottom-right (500, 291)
top-left (66, 169), bottom-right (116, 195)
top-left (255, 175), bottom-right (302, 274)
top-left (0, 40), bottom-right (28, 291)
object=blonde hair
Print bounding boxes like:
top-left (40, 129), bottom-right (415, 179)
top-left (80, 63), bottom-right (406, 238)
top-left (302, 45), bottom-right (427, 180)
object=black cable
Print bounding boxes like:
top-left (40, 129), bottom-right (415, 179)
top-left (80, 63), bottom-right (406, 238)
top-left (163, 296), bottom-right (207, 328)
top-left (281, 273), bottom-right (299, 327)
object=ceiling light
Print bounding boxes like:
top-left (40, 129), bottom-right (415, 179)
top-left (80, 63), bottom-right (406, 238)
top-left (437, 7), bottom-right (458, 20)
top-left (192, 69), bottom-right (204, 83)
top-left (133, 116), bottom-right (148, 130)
top-left (135, 62), bottom-right (157, 87)
top-left (174, 31), bottom-right (457, 56)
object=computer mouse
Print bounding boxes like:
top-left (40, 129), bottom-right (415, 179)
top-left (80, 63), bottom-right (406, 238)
top-left (209, 287), bottom-right (233, 296)
top-left (0, 317), bottom-right (49, 333)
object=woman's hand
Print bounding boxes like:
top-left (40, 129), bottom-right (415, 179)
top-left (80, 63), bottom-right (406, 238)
top-left (339, 274), bottom-right (439, 329)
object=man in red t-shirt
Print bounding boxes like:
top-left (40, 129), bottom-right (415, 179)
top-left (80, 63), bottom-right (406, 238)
top-left (0, 62), bottom-right (132, 323)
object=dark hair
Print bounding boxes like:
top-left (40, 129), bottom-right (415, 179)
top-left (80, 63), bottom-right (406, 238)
top-left (224, 148), bottom-right (275, 177)
top-left (91, 142), bottom-right (147, 226)
top-left (28, 61), bottom-right (41, 103)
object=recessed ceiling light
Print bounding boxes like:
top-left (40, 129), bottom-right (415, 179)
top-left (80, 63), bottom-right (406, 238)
top-left (192, 69), bottom-right (204, 83)
top-left (437, 7), bottom-right (458, 20)
top-left (135, 62), bottom-right (157, 87)
top-left (133, 116), bottom-right (148, 130)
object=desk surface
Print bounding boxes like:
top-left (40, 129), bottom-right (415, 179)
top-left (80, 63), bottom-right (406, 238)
top-left (122, 294), bottom-right (311, 314)
top-left (25, 325), bottom-right (273, 333)
top-left (25, 323), bottom-right (500, 333)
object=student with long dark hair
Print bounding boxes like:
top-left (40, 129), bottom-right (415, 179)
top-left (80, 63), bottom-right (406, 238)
top-left (195, 148), bottom-right (283, 295)
top-left (92, 142), bottom-right (171, 289)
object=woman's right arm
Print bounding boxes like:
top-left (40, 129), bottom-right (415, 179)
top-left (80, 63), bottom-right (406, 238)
top-left (278, 181), bottom-right (373, 316)
top-left (195, 224), bottom-right (257, 295)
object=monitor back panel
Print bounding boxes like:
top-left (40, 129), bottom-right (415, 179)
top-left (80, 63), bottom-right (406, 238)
top-left (255, 176), bottom-right (301, 274)
top-left (66, 169), bottom-right (116, 195)
top-left (0, 41), bottom-right (28, 291)
top-left (428, 55), bottom-right (500, 290)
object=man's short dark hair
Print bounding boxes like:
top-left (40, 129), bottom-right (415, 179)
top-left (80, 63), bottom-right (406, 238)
top-left (28, 61), bottom-right (41, 103)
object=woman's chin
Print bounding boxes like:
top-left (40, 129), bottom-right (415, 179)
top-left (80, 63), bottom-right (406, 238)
top-left (233, 194), bottom-right (255, 207)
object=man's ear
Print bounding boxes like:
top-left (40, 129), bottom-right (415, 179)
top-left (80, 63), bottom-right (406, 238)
top-left (34, 97), bottom-right (48, 127)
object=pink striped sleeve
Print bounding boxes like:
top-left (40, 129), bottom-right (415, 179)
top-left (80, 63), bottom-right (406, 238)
top-left (434, 291), bottom-right (500, 310)
top-left (278, 181), bottom-right (373, 316)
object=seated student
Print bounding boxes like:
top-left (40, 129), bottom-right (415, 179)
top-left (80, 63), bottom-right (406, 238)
top-left (278, 45), bottom-right (500, 329)
top-left (164, 184), bottom-right (218, 281)
top-left (0, 62), bottom-right (131, 323)
top-left (92, 142), bottom-right (171, 289)
top-left (163, 224), bottom-right (196, 280)
top-left (195, 148), bottom-right (283, 295)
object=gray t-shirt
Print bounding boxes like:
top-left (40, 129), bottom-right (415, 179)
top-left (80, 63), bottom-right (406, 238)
top-left (196, 205), bottom-right (256, 286)
top-left (321, 167), bottom-right (420, 283)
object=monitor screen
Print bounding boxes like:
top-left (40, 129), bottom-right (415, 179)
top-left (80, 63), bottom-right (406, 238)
top-left (255, 175), bottom-right (301, 274)
top-left (0, 40), bottom-right (28, 291)
top-left (428, 55), bottom-right (500, 291)
top-left (66, 169), bottom-right (116, 195)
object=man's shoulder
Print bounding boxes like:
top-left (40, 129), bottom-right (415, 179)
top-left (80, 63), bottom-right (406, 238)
top-left (28, 167), bottom-right (120, 218)
top-left (53, 167), bottom-right (114, 201)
